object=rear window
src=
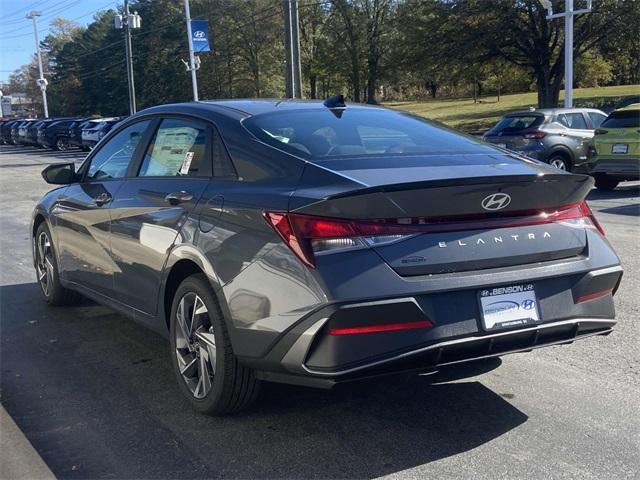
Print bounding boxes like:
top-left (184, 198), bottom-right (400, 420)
top-left (489, 115), bottom-right (543, 134)
top-left (243, 108), bottom-right (493, 160)
top-left (601, 111), bottom-right (640, 129)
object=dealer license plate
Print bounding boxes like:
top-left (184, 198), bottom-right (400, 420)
top-left (612, 144), bottom-right (628, 154)
top-left (479, 284), bottom-right (540, 331)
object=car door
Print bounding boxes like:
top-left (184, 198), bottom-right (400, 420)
top-left (108, 116), bottom-right (212, 315)
top-left (53, 120), bottom-right (151, 297)
top-left (556, 112), bottom-right (593, 162)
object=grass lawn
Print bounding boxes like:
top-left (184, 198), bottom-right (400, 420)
top-left (386, 84), bottom-right (640, 133)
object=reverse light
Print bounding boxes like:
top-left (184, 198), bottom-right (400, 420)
top-left (264, 200), bottom-right (604, 268)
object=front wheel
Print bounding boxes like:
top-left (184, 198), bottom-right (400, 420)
top-left (170, 274), bottom-right (260, 415)
top-left (34, 223), bottom-right (80, 306)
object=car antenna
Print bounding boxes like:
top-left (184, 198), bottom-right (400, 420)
top-left (323, 94), bottom-right (346, 109)
top-left (323, 94), bottom-right (346, 118)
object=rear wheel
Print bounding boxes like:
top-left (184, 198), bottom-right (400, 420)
top-left (548, 154), bottom-right (571, 171)
top-left (170, 274), bottom-right (260, 415)
top-left (594, 174), bottom-right (619, 191)
top-left (34, 223), bottom-right (80, 306)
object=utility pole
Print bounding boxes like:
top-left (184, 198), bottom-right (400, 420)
top-left (115, 1), bottom-right (141, 114)
top-left (283, 0), bottom-right (302, 99)
top-left (540, 0), bottom-right (593, 108)
top-left (26, 11), bottom-right (48, 118)
top-left (183, 0), bottom-right (199, 101)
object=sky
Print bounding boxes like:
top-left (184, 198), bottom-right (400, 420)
top-left (0, 0), bottom-right (119, 84)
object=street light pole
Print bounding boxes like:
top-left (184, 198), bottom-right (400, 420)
top-left (124, 0), bottom-right (136, 114)
top-left (26, 11), bottom-right (48, 118)
top-left (283, 0), bottom-right (302, 99)
top-left (541, 0), bottom-right (593, 108)
top-left (183, 0), bottom-right (199, 101)
top-left (115, 2), bottom-right (141, 114)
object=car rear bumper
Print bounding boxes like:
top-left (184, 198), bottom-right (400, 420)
top-left (588, 158), bottom-right (640, 178)
top-left (239, 263), bottom-right (622, 387)
top-left (276, 317), bottom-right (614, 385)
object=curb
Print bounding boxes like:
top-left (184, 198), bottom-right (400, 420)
top-left (0, 404), bottom-right (56, 480)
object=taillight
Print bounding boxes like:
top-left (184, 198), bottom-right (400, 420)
top-left (587, 145), bottom-right (597, 158)
top-left (594, 129), bottom-right (608, 135)
top-left (522, 130), bottom-right (546, 139)
top-left (265, 201), bottom-right (604, 268)
top-left (577, 201), bottom-right (606, 236)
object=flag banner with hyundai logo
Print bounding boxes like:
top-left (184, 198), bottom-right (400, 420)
top-left (190, 20), bottom-right (211, 53)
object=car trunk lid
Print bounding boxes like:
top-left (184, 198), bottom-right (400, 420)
top-left (284, 155), bottom-right (598, 275)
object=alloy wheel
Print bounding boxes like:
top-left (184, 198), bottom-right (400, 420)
top-left (56, 138), bottom-right (68, 151)
top-left (174, 292), bottom-right (217, 399)
top-left (550, 158), bottom-right (567, 170)
top-left (35, 231), bottom-right (54, 296)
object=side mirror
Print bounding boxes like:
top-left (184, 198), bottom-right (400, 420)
top-left (41, 163), bottom-right (77, 185)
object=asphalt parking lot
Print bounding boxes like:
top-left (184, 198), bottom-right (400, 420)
top-left (0, 144), bottom-right (638, 479)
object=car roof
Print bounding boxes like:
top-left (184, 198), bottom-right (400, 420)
top-left (506, 107), bottom-right (605, 117)
top-left (615, 103), bottom-right (640, 112)
top-left (143, 99), bottom-right (387, 117)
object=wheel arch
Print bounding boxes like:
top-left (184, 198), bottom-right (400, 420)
top-left (32, 212), bottom-right (47, 238)
top-left (547, 146), bottom-right (574, 166)
top-left (160, 248), bottom-right (228, 334)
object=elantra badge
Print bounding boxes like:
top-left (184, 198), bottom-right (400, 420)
top-left (482, 193), bottom-right (511, 211)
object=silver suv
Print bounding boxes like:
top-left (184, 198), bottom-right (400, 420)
top-left (483, 108), bottom-right (607, 172)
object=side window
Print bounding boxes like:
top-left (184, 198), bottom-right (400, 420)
top-left (139, 118), bottom-right (207, 177)
top-left (588, 112), bottom-right (607, 128)
top-left (86, 121), bottom-right (150, 181)
top-left (558, 113), bottom-right (588, 130)
top-left (211, 127), bottom-right (236, 177)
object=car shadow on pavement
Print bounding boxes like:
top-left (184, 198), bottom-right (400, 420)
top-left (587, 184), bottom-right (640, 201)
top-left (1, 282), bottom-right (528, 480)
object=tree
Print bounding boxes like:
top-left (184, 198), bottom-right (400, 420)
top-left (454, 0), bottom-right (638, 107)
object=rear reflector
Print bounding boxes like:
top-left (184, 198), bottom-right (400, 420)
top-left (328, 320), bottom-right (434, 336)
top-left (264, 201), bottom-right (604, 267)
top-left (576, 288), bottom-right (613, 304)
top-left (522, 130), bottom-right (546, 139)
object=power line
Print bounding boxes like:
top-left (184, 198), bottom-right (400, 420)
top-left (0, 0), bottom-right (114, 38)
top-left (1, 0), bottom-right (53, 22)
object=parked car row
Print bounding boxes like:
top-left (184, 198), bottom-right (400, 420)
top-left (0, 116), bottom-right (126, 151)
top-left (483, 104), bottom-right (640, 190)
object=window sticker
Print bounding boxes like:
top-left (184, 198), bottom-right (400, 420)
top-left (180, 151), bottom-right (194, 175)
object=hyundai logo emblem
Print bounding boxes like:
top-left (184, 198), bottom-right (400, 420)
top-left (481, 193), bottom-right (512, 211)
top-left (194, 30), bottom-right (206, 38)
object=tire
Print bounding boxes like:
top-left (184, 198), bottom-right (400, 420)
top-left (34, 222), bottom-right (80, 306)
top-left (170, 274), bottom-right (261, 415)
top-left (594, 174), bottom-right (619, 191)
top-left (54, 137), bottom-right (68, 151)
top-left (548, 154), bottom-right (571, 172)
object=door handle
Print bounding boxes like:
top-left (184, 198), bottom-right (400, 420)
top-left (93, 192), bottom-right (112, 206)
top-left (165, 191), bottom-right (194, 205)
